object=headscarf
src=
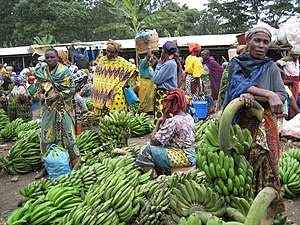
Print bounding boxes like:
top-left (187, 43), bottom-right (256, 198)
top-left (13, 75), bottom-right (24, 84)
top-left (162, 88), bottom-right (187, 122)
top-left (162, 41), bottom-right (178, 55)
top-left (245, 27), bottom-right (272, 42)
top-left (107, 39), bottom-right (122, 53)
top-left (222, 53), bottom-right (273, 108)
top-left (291, 46), bottom-right (300, 55)
top-left (188, 43), bottom-right (201, 54)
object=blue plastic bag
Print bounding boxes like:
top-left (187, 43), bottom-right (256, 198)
top-left (43, 144), bottom-right (71, 179)
top-left (123, 85), bottom-right (139, 105)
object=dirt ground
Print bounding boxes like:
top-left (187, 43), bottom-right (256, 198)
top-left (1, 108), bottom-right (300, 224)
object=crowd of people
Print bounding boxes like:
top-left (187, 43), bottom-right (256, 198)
top-left (1, 28), bottom-right (300, 212)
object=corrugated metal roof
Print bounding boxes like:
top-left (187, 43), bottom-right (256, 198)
top-left (0, 34), bottom-right (239, 56)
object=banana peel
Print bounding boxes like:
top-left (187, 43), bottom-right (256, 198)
top-left (218, 97), bottom-right (264, 154)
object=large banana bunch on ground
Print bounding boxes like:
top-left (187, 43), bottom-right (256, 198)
top-left (75, 130), bottom-right (102, 156)
top-left (168, 179), bottom-right (226, 224)
top-left (7, 95), bottom-right (17, 121)
top-left (6, 184), bottom-right (82, 225)
top-left (196, 144), bottom-right (254, 208)
top-left (279, 151), bottom-right (300, 198)
top-left (81, 111), bottom-right (99, 129)
top-left (99, 110), bottom-right (131, 147)
top-left (129, 112), bottom-right (154, 137)
top-left (0, 109), bottom-right (9, 130)
top-left (19, 178), bottom-right (55, 201)
top-left (15, 120), bottom-right (39, 138)
top-left (0, 117), bottom-right (23, 141)
top-left (1, 130), bottom-right (41, 174)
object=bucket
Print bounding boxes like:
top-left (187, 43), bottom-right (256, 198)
top-left (31, 102), bottom-right (37, 111)
top-left (193, 101), bottom-right (208, 119)
top-left (236, 33), bottom-right (246, 45)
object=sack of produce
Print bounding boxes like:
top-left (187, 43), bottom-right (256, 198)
top-left (43, 144), bottom-right (71, 179)
top-left (135, 29), bottom-right (159, 54)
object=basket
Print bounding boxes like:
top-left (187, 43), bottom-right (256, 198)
top-left (136, 33), bottom-right (159, 54)
top-left (236, 33), bottom-right (246, 45)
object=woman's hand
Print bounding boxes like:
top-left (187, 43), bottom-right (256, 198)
top-left (267, 92), bottom-right (283, 114)
top-left (46, 93), bottom-right (60, 104)
top-left (239, 93), bottom-right (254, 107)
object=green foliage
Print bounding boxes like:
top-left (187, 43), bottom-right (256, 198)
top-left (33, 35), bottom-right (56, 45)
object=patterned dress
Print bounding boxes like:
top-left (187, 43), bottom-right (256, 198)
top-left (136, 114), bottom-right (196, 170)
top-left (34, 63), bottom-right (80, 162)
top-left (91, 56), bottom-right (138, 115)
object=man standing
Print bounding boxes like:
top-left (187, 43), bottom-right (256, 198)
top-left (276, 47), bottom-right (300, 118)
top-left (201, 49), bottom-right (223, 104)
top-left (184, 43), bottom-right (204, 95)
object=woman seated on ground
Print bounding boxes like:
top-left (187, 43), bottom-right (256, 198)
top-left (136, 88), bottom-right (196, 178)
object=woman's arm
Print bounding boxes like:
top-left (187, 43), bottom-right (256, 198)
top-left (153, 61), bottom-right (173, 85)
top-left (150, 118), bottom-right (163, 146)
top-left (247, 86), bottom-right (285, 114)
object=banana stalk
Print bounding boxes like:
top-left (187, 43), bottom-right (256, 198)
top-left (218, 98), bottom-right (264, 154)
top-left (244, 187), bottom-right (278, 225)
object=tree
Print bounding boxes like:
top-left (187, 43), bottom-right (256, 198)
top-left (33, 35), bottom-right (57, 45)
top-left (11, 0), bottom-right (92, 46)
top-left (94, 0), bottom-right (176, 38)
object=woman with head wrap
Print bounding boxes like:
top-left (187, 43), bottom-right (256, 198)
top-left (34, 48), bottom-right (80, 179)
top-left (223, 27), bottom-right (286, 211)
top-left (10, 75), bottom-right (29, 96)
top-left (153, 41), bottom-right (181, 123)
top-left (185, 43), bottom-right (204, 95)
top-left (92, 39), bottom-right (138, 115)
top-left (136, 88), bottom-right (196, 178)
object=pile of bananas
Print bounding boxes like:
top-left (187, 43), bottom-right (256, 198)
top-left (19, 178), bottom-right (55, 201)
top-left (81, 111), bottom-right (99, 129)
top-left (1, 130), bottom-right (41, 174)
top-left (197, 145), bottom-right (254, 208)
top-left (7, 185), bottom-right (82, 225)
top-left (279, 149), bottom-right (300, 198)
top-left (129, 112), bottom-right (154, 137)
top-left (75, 130), bottom-right (102, 156)
top-left (196, 119), bottom-right (253, 156)
top-left (99, 110), bottom-right (131, 147)
top-left (0, 118), bottom-right (23, 141)
top-left (0, 109), bottom-right (9, 130)
top-left (15, 120), bottom-right (39, 139)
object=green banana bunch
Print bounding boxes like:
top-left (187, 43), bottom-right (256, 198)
top-left (129, 112), bottom-right (154, 137)
top-left (279, 152), bottom-right (300, 198)
top-left (179, 213), bottom-right (202, 225)
top-left (202, 119), bottom-right (220, 149)
top-left (0, 110), bottom-right (9, 130)
top-left (75, 130), bottom-right (102, 156)
top-left (99, 110), bottom-right (131, 147)
top-left (0, 117), bottom-right (23, 141)
top-left (85, 98), bottom-right (93, 111)
top-left (230, 124), bottom-right (253, 155)
top-left (15, 120), bottom-right (39, 139)
top-left (1, 131), bottom-right (41, 175)
top-left (287, 148), bottom-right (300, 161)
top-left (19, 178), bottom-right (55, 200)
top-left (81, 111), bottom-right (99, 129)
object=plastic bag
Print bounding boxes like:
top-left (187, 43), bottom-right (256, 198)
top-left (43, 144), bottom-right (71, 179)
top-left (123, 85), bottom-right (139, 105)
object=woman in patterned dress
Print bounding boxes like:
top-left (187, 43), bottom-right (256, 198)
top-left (136, 88), bottom-right (196, 178)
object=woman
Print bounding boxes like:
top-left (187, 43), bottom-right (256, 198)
top-left (34, 48), bottom-right (80, 179)
top-left (136, 88), bottom-right (196, 177)
top-left (184, 43), bottom-right (204, 95)
top-left (153, 41), bottom-right (181, 122)
top-left (223, 27), bottom-right (286, 211)
top-left (92, 39), bottom-right (138, 116)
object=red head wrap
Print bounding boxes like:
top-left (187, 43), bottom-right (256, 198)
top-left (188, 43), bottom-right (201, 54)
top-left (162, 88), bottom-right (187, 122)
